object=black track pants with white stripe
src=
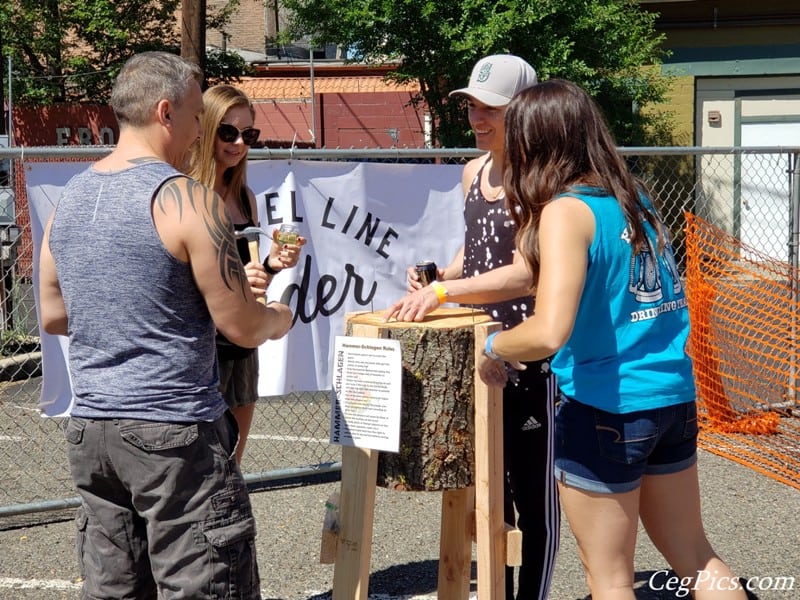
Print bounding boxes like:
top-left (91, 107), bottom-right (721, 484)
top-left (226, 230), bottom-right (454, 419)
top-left (503, 366), bottom-right (560, 600)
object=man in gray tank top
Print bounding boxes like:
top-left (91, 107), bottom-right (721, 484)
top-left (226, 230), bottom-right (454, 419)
top-left (38, 51), bottom-right (293, 599)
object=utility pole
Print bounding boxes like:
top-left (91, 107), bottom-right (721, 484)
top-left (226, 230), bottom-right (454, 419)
top-left (0, 23), bottom-right (5, 135)
top-left (181, 0), bottom-right (206, 82)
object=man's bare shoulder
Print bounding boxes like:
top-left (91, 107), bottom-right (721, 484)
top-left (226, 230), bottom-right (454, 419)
top-left (151, 175), bottom-right (229, 261)
top-left (154, 176), bottom-right (214, 213)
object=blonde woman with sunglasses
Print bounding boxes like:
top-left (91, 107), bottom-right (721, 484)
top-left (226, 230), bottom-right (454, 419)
top-left (189, 84), bottom-right (305, 463)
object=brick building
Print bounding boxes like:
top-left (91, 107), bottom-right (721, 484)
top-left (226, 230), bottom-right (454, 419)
top-left (233, 64), bottom-right (426, 149)
top-left (172, 1), bottom-right (426, 148)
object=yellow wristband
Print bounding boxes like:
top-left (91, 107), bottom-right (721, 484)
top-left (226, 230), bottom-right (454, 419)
top-left (430, 281), bottom-right (448, 305)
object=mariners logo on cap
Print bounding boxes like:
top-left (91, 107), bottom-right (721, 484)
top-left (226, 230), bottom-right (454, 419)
top-left (477, 62), bottom-right (492, 83)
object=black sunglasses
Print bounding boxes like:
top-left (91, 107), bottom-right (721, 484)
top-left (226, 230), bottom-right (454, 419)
top-left (217, 122), bottom-right (260, 146)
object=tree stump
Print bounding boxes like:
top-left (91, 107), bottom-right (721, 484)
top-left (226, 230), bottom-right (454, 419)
top-left (346, 308), bottom-right (496, 491)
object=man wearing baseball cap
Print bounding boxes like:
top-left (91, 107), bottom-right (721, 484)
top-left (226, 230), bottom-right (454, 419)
top-left (387, 54), bottom-right (559, 600)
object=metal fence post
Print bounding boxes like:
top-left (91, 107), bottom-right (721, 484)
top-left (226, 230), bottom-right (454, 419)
top-left (788, 152), bottom-right (800, 403)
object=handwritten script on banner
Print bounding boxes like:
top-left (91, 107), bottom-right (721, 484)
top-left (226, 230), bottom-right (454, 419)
top-left (26, 159), bottom-right (465, 415)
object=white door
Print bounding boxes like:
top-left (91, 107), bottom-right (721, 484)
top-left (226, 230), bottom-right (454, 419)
top-left (740, 122), bottom-right (800, 261)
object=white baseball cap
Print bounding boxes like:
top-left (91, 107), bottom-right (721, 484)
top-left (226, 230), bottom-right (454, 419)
top-left (449, 54), bottom-right (538, 107)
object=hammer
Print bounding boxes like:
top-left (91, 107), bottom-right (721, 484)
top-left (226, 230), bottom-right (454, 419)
top-left (234, 226), bottom-right (271, 304)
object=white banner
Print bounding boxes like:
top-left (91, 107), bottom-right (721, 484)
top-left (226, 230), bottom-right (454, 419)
top-left (26, 159), bottom-right (465, 415)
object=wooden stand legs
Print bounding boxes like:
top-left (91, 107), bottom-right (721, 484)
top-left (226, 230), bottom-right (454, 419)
top-left (473, 324), bottom-right (506, 600)
top-left (332, 446), bottom-right (379, 600)
top-left (330, 317), bottom-right (508, 599)
top-left (331, 458), bottom-right (508, 600)
top-left (438, 487), bottom-right (474, 598)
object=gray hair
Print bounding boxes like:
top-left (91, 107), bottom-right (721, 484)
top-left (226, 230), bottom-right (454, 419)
top-left (110, 52), bottom-right (203, 127)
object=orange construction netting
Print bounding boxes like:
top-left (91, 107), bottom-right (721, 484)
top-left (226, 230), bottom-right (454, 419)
top-left (684, 212), bottom-right (800, 491)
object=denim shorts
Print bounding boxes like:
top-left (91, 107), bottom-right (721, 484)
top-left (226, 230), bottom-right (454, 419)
top-left (554, 395), bottom-right (698, 494)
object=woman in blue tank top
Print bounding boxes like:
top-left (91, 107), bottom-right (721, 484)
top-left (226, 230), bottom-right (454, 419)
top-left (478, 80), bottom-right (747, 600)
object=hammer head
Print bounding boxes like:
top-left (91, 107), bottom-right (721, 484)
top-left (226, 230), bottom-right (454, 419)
top-left (234, 226), bottom-right (270, 241)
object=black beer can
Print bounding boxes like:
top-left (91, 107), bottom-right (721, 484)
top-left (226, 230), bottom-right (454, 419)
top-left (415, 260), bottom-right (438, 287)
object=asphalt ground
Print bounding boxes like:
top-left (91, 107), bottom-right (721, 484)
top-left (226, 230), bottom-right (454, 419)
top-left (0, 448), bottom-right (798, 599)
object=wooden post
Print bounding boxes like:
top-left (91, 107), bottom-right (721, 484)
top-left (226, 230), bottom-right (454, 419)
top-left (180, 0), bottom-right (206, 76)
top-left (332, 446), bottom-right (378, 600)
top-left (332, 322), bottom-right (382, 600)
top-left (438, 487), bottom-right (474, 599)
top-left (473, 322), bottom-right (505, 600)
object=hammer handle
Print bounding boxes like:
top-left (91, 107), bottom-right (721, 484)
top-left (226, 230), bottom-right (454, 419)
top-left (247, 239), bottom-right (266, 305)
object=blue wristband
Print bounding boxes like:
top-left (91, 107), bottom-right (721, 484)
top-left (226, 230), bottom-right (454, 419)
top-left (484, 331), bottom-right (501, 361)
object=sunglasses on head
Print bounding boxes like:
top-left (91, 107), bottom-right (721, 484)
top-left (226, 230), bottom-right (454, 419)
top-left (217, 122), bottom-right (260, 146)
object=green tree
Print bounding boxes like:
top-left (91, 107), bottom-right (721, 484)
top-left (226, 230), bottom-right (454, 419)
top-left (282, 0), bottom-right (673, 146)
top-left (0, 0), bottom-right (250, 106)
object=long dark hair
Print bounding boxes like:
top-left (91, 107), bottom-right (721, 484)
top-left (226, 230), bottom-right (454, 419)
top-left (502, 79), bottom-right (664, 279)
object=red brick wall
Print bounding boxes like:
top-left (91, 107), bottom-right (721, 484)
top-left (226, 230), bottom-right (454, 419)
top-left (12, 93), bottom-right (425, 150)
top-left (323, 92), bottom-right (425, 148)
top-left (252, 92), bottom-right (426, 148)
top-left (12, 105), bottom-right (118, 147)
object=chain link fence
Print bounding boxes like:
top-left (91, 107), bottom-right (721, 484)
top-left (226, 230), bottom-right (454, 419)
top-left (0, 146), bottom-right (797, 523)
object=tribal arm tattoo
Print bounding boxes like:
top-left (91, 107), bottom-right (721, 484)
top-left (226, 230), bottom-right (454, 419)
top-left (155, 177), bottom-right (250, 297)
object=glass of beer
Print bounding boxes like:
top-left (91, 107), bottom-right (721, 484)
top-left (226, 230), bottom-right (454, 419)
top-left (277, 223), bottom-right (300, 245)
